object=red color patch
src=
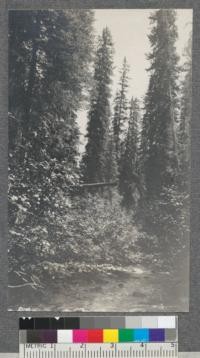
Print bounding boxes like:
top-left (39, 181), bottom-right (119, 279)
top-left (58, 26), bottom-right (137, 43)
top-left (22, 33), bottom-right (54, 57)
top-left (88, 329), bottom-right (103, 343)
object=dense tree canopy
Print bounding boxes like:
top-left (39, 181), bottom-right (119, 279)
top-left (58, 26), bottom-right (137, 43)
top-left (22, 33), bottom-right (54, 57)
top-left (9, 10), bottom-right (94, 220)
top-left (8, 10), bottom-right (191, 311)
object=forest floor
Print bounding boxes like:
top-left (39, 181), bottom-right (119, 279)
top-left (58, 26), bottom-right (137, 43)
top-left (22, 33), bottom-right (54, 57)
top-left (9, 263), bottom-right (188, 312)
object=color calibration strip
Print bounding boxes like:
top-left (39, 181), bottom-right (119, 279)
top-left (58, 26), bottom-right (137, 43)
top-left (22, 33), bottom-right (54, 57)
top-left (19, 317), bottom-right (178, 358)
top-left (19, 316), bottom-right (177, 330)
top-left (20, 328), bottom-right (177, 344)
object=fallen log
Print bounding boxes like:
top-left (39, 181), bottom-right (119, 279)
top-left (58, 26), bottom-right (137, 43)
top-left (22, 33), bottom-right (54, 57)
top-left (69, 181), bottom-right (118, 189)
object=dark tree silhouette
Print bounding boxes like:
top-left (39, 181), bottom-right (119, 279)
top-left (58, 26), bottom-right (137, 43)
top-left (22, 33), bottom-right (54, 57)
top-left (141, 10), bottom-right (180, 197)
top-left (120, 97), bottom-right (141, 207)
top-left (113, 57), bottom-right (129, 163)
top-left (82, 27), bottom-right (114, 183)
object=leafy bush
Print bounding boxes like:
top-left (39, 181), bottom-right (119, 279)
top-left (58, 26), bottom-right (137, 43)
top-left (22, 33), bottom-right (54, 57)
top-left (136, 186), bottom-right (189, 270)
top-left (9, 190), bottom-right (142, 287)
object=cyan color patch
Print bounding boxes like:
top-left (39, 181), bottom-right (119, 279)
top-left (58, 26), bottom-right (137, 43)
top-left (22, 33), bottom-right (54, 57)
top-left (134, 329), bottom-right (149, 342)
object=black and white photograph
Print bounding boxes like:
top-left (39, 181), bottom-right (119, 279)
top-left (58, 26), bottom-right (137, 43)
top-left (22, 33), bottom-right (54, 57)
top-left (8, 8), bottom-right (192, 311)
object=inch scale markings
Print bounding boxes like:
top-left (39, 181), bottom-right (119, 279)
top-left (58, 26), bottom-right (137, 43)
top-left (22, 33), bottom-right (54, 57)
top-left (20, 343), bottom-right (178, 358)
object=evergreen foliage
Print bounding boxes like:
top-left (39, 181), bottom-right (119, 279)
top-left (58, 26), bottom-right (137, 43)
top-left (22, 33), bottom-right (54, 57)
top-left (120, 97), bottom-right (140, 207)
top-left (9, 10), bottom-right (94, 221)
top-left (8, 10), bottom-right (191, 310)
top-left (113, 57), bottom-right (130, 162)
top-left (8, 10), bottom-right (95, 291)
top-left (104, 130), bottom-right (119, 183)
top-left (82, 27), bottom-right (114, 183)
top-left (141, 10), bottom-right (180, 197)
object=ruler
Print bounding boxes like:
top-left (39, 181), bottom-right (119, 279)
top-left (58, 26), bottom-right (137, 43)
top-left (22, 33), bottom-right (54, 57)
top-left (20, 343), bottom-right (178, 358)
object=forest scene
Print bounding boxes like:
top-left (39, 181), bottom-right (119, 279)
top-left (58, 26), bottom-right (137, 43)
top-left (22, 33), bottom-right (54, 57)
top-left (8, 9), bottom-right (192, 311)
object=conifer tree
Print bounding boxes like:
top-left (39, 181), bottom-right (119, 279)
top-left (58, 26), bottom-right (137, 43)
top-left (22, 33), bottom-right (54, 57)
top-left (113, 57), bottom-right (129, 162)
top-left (82, 27), bottom-right (114, 183)
top-left (120, 97), bottom-right (140, 207)
top-left (8, 10), bottom-right (95, 287)
top-left (141, 10), bottom-right (180, 197)
top-left (104, 130), bottom-right (119, 183)
top-left (9, 10), bottom-right (94, 217)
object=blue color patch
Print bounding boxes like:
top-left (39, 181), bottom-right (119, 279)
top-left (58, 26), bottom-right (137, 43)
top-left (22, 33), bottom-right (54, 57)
top-left (133, 329), bottom-right (149, 342)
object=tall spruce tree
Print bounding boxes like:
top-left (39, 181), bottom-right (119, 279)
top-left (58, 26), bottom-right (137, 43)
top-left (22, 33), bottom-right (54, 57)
top-left (82, 27), bottom-right (114, 183)
top-left (113, 57), bottom-right (129, 162)
top-left (120, 97), bottom-right (140, 207)
top-left (9, 10), bottom-right (94, 218)
top-left (178, 35), bottom-right (192, 190)
top-left (141, 10), bottom-right (180, 197)
top-left (104, 130), bottom-right (119, 183)
top-left (8, 10), bottom-right (95, 288)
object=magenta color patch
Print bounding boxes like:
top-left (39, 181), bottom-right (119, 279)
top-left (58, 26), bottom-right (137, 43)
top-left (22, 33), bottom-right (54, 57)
top-left (73, 329), bottom-right (88, 343)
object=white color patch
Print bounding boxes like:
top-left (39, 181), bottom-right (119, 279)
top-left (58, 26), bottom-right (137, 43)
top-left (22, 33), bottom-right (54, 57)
top-left (57, 330), bottom-right (73, 343)
top-left (158, 316), bottom-right (176, 329)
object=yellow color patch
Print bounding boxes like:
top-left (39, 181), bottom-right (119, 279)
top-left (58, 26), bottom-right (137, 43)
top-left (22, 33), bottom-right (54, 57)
top-left (103, 329), bottom-right (119, 343)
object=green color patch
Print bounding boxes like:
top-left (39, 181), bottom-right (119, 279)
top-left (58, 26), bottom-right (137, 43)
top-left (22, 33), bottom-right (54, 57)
top-left (119, 329), bottom-right (133, 342)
